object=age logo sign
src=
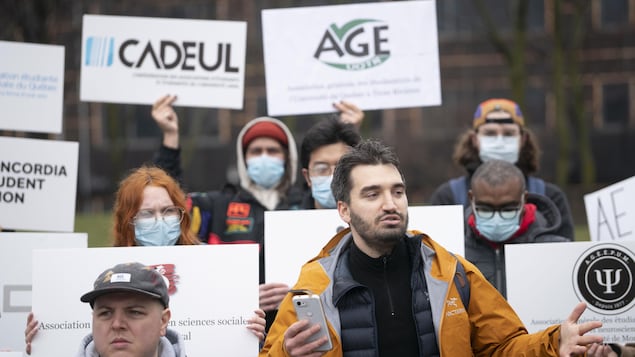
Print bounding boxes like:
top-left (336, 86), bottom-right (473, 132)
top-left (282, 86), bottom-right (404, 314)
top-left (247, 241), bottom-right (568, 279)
top-left (262, 0), bottom-right (441, 116)
top-left (314, 19), bottom-right (390, 71)
top-left (573, 243), bottom-right (635, 315)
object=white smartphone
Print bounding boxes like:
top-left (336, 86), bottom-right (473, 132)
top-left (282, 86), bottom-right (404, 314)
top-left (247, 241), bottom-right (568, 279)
top-left (292, 294), bottom-right (333, 351)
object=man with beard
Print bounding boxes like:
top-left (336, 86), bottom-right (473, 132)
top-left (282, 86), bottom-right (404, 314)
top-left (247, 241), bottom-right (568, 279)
top-left (260, 139), bottom-right (603, 357)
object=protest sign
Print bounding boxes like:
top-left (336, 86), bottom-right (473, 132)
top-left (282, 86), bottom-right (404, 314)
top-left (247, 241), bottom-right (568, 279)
top-left (31, 245), bottom-right (259, 357)
top-left (507, 241), bottom-right (635, 344)
top-left (265, 205), bottom-right (464, 286)
top-left (80, 15), bottom-right (246, 109)
top-left (0, 40), bottom-right (65, 134)
top-left (262, 0), bottom-right (440, 116)
top-left (584, 176), bottom-right (634, 241)
top-left (0, 136), bottom-right (78, 232)
top-left (0, 233), bottom-right (87, 351)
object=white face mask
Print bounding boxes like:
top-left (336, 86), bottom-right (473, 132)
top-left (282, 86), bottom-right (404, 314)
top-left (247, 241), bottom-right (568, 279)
top-left (478, 135), bottom-right (520, 164)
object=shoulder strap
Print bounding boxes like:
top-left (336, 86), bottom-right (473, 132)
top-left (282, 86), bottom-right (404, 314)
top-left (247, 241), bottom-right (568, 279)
top-left (450, 253), bottom-right (470, 310)
top-left (449, 176), bottom-right (468, 206)
top-left (527, 176), bottom-right (546, 195)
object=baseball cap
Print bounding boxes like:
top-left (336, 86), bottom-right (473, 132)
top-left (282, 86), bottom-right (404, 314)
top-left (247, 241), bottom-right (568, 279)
top-left (242, 120), bottom-right (289, 150)
top-left (473, 98), bottom-right (525, 128)
top-left (80, 262), bottom-right (169, 308)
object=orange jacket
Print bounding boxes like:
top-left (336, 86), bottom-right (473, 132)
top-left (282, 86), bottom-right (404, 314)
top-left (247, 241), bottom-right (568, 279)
top-left (260, 229), bottom-right (562, 356)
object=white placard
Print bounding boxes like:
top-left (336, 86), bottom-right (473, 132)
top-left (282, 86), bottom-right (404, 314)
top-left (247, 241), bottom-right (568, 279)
top-left (31, 245), bottom-right (259, 357)
top-left (265, 205), bottom-right (464, 286)
top-left (0, 352), bottom-right (22, 357)
top-left (0, 136), bottom-right (78, 232)
top-left (506, 241), bottom-right (635, 344)
top-left (0, 233), bottom-right (87, 352)
top-left (0, 137), bottom-right (79, 232)
top-left (262, 0), bottom-right (441, 116)
top-left (0, 41), bottom-right (65, 134)
top-left (80, 15), bottom-right (246, 109)
top-left (584, 176), bottom-right (635, 242)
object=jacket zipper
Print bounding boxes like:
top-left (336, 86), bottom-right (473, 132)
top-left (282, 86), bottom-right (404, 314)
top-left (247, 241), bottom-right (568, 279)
top-left (383, 256), bottom-right (396, 317)
top-left (495, 247), bottom-right (502, 292)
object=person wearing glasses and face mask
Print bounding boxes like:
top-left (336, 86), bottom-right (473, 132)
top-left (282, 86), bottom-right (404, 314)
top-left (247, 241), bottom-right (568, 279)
top-left (429, 98), bottom-right (575, 241)
top-left (23, 166), bottom-right (266, 354)
top-left (466, 160), bottom-right (568, 297)
top-left (299, 113), bottom-right (362, 209)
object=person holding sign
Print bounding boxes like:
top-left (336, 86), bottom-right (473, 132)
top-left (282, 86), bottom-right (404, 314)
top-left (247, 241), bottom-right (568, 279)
top-left (465, 159), bottom-right (569, 297)
top-left (299, 114), bottom-right (362, 209)
top-left (429, 98), bottom-right (575, 240)
top-left (24, 166), bottom-right (266, 353)
top-left (260, 139), bottom-right (603, 357)
top-left (76, 262), bottom-right (185, 357)
top-left (150, 95), bottom-right (362, 329)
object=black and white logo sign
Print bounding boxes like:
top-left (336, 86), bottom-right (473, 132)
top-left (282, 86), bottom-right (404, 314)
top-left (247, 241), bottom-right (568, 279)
top-left (573, 243), bottom-right (635, 314)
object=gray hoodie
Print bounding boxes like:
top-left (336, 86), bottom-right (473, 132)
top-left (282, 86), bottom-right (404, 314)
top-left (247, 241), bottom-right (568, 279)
top-left (76, 328), bottom-right (186, 357)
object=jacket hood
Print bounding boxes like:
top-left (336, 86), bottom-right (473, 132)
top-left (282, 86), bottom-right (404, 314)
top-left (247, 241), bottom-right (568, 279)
top-left (235, 117), bottom-right (298, 210)
top-left (76, 328), bottom-right (186, 357)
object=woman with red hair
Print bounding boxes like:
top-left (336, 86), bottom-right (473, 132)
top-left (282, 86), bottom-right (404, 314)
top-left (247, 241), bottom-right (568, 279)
top-left (24, 166), bottom-right (266, 353)
top-left (111, 166), bottom-right (199, 247)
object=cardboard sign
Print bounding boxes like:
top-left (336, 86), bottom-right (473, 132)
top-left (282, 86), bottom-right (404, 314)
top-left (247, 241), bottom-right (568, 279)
top-left (584, 176), bottom-right (635, 241)
top-left (31, 245), bottom-right (259, 357)
top-left (506, 241), bottom-right (635, 344)
top-left (265, 205), bottom-right (464, 286)
top-left (80, 15), bottom-right (246, 109)
top-left (0, 233), bottom-right (87, 352)
top-left (0, 41), bottom-right (65, 134)
top-left (262, 0), bottom-right (441, 116)
top-left (0, 136), bottom-right (78, 232)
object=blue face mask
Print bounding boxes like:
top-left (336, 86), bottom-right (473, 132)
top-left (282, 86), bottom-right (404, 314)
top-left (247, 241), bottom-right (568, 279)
top-left (134, 215), bottom-right (181, 246)
top-left (474, 214), bottom-right (520, 243)
top-left (478, 135), bottom-right (520, 164)
top-left (247, 155), bottom-right (285, 189)
top-left (310, 175), bottom-right (337, 209)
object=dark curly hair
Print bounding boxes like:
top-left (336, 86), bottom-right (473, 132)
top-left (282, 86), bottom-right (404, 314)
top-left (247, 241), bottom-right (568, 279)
top-left (452, 127), bottom-right (541, 175)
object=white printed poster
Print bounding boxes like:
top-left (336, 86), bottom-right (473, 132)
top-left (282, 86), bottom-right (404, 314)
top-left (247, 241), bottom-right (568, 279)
top-left (80, 15), bottom-right (247, 109)
top-left (0, 233), bottom-right (87, 352)
top-left (31, 245), bottom-right (259, 357)
top-left (0, 41), bottom-right (65, 134)
top-left (265, 205), bottom-right (464, 287)
top-left (506, 241), bottom-right (635, 344)
top-left (262, 0), bottom-right (441, 116)
top-left (584, 176), bottom-right (635, 242)
top-left (0, 136), bottom-right (78, 232)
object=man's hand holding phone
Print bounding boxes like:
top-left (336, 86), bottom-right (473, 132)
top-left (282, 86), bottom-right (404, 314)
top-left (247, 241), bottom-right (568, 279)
top-left (283, 319), bottom-right (329, 357)
top-left (284, 293), bottom-right (333, 356)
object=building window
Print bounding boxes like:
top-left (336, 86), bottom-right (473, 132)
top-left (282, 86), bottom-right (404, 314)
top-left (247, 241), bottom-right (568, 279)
top-left (602, 83), bottom-right (629, 128)
top-left (601, 0), bottom-right (629, 28)
top-left (101, 104), bottom-right (219, 146)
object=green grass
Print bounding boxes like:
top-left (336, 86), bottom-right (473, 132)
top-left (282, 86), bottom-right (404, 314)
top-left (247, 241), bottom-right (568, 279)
top-left (574, 225), bottom-right (590, 242)
top-left (74, 212), bottom-right (113, 247)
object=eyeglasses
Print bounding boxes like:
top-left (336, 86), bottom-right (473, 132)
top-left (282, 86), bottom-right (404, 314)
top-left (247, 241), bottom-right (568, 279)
top-left (472, 200), bottom-right (523, 220)
top-left (132, 206), bottom-right (185, 228)
top-left (309, 163), bottom-right (337, 177)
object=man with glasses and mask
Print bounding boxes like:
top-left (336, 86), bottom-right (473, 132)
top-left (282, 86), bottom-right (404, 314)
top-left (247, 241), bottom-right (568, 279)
top-left (299, 112), bottom-right (362, 209)
top-left (429, 98), bottom-right (575, 240)
top-left (466, 159), bottom-right (568, 297)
